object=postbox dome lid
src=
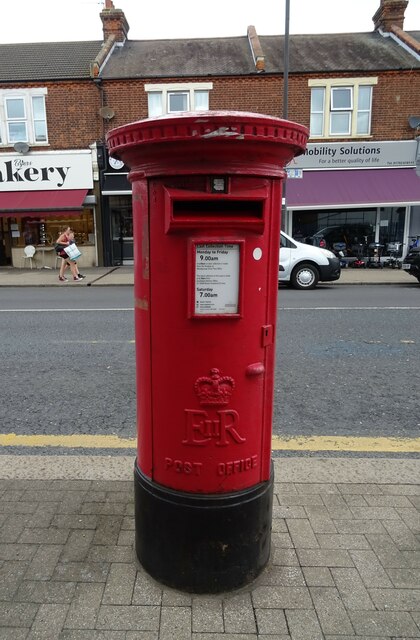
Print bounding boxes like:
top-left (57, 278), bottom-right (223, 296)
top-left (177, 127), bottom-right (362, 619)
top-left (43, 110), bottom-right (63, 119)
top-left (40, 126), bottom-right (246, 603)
top-left (106, 110), bottom-right (308, 178)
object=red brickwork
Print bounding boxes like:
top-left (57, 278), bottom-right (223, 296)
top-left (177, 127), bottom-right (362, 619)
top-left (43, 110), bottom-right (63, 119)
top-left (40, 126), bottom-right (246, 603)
top-left (0, 80), bottom-right (102, 151)
top-left (101, 70), bottom-right (420, 144)
top-left (1, 68), bottom-right (418, 151)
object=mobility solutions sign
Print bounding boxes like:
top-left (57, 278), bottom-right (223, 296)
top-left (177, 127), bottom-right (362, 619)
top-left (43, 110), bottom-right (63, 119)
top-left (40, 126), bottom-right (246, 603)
top-left (0, 151), bottom-right (93, 191)
top-left (288, 140), bottom-right (417, 170)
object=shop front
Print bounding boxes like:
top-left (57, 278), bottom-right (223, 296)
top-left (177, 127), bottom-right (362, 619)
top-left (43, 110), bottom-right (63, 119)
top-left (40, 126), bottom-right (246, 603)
top-left (0, 151), bottom-right (96, 269)
top-left (100, 150), bottom-right (133, 266)
top-left (285, 140), bottom-right (420, 263)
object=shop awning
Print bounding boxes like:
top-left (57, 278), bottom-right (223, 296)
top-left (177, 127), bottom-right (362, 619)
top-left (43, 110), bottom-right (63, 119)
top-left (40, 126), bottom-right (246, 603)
top-left (0, 189), bottom-right (88, 216)
top-left (286, 168), bottom-right (420, 208)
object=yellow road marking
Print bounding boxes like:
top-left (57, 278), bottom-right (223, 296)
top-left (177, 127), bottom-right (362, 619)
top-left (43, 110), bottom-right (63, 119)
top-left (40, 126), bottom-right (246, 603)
top-left (0, 433), bottom-right (419, 453)
top-left (0, 434), bottom-right (136, 449)
top-left (56, 340), bottom-right (135, 344)
top-left (272, 435), bottom-right (420, 453)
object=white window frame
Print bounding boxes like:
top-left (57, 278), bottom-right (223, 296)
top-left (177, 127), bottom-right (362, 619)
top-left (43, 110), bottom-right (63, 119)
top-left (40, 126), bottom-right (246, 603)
top-left (145, 82), bottom-right (213, 117)
top-left (356, 85), bottom-right (373, 135)
top-left (31, 95), bottom-right (48, 143)
top-left (309, 87), bottom-right (325, 137)
top-left (167, 90), bottom-right (189, 113)
top-left (0, 88), bottom-right (48, 147)
top-left (309, 78), bottom-right (377, 139)
top-left (5, 96), bottom-right (28, 143)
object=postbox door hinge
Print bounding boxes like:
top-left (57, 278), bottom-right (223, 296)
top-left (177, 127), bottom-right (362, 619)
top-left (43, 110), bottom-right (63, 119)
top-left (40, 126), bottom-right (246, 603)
top-left (261, 324), bottom-right (273, 347)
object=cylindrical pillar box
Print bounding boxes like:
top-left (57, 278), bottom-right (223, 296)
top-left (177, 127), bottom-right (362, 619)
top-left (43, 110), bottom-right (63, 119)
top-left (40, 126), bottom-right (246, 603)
top-left (107, 111), bottom-right (308, 593)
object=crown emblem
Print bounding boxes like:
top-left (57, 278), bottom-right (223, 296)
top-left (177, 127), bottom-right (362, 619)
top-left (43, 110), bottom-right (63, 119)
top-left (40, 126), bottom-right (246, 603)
top-left (194, 368), bottom-right (235, 406)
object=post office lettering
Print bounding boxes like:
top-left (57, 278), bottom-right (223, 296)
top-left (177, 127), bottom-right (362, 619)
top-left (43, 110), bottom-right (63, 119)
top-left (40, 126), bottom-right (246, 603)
top-left (165, 457), bottom-right (203, 476)
top-left (217, 455), bottom-right (258, 476)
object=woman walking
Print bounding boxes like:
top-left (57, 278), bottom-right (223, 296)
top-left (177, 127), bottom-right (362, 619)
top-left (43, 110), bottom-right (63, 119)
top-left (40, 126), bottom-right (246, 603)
top-left (54, 227), bottom-right (85, 282)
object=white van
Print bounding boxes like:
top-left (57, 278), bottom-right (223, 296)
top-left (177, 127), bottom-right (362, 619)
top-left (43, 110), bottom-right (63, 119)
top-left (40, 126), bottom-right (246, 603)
top-left (279, 231), bottom-right (341, 290)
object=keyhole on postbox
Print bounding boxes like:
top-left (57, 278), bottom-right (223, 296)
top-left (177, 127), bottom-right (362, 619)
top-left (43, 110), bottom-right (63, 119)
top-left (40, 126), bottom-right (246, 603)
top-left (261, 325), bottom-right (273, 347)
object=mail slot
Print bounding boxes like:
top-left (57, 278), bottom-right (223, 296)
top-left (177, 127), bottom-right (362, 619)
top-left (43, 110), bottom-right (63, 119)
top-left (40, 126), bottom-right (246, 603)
top-left (107, 111), bottom-right (308, 593)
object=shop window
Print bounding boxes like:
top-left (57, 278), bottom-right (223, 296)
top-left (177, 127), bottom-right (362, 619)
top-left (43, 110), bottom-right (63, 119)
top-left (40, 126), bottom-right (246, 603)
top-left (292, 207), bottom-right (408, 261)
top-left (9, 210), bottom-right (94, 248)
top-left (378, 207), bottom-right (405, 254)
top-left (0, 89), bottom-right (48, 146)
top-left (145, 83), bottom-right (213, 117)
top-left (309, 78), bottom-right (376, 139)
top-left (292, 208), bottom-right (377, 251)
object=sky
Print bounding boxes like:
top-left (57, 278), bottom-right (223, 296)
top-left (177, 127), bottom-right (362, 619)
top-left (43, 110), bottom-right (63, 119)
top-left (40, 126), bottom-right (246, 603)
top-left (0, 0), bottom-right (418, 43)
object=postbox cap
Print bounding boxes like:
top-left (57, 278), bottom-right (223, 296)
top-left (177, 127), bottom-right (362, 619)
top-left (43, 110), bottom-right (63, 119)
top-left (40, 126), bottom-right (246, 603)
top-left (107, 110), bottom-right (308, 178)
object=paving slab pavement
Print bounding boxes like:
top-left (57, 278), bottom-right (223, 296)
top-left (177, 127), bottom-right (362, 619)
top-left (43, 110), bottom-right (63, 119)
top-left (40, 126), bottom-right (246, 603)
top-left (0, 266), bottom-right (134, 287)
top-left (0, 265), bottom-right (417, 287)
top-left (0, 455), bottom-right (418, 639)
top-left (1, 265), bottom-right (418, 636)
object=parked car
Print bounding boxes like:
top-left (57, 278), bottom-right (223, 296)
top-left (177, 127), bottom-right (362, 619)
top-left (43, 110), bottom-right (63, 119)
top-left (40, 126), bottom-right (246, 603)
top-left (279, 231), bottom-right (341, 290)
top-left (402, 246), bottom-right (420, 283)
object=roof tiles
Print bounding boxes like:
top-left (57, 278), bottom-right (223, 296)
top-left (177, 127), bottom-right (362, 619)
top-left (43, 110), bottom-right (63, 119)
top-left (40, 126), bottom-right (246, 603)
top-left (0, 29), bottom-right (419, 83)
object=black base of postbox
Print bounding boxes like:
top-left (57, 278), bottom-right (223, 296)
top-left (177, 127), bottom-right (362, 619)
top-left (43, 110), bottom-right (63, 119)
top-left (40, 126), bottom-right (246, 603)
top-left (134, 462), bottom-right (274, 594)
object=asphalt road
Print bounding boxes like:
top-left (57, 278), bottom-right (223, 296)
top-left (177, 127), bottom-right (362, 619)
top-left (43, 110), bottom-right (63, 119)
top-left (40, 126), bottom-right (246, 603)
top-left (1, 285), bottom-right (419, 452)
top-left (275, 284), bottom-right (420, 439)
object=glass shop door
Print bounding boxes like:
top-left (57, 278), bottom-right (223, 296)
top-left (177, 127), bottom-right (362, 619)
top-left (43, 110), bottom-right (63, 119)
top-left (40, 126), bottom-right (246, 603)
top-left (110, 202), bottom-right (134, 266)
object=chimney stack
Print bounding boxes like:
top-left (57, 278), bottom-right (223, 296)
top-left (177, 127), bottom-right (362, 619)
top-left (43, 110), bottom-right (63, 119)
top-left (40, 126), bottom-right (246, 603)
top-left (373, 0), bottom-right (409, 32)
top-left (247, 26), bottom-right (265, 72)
top-left (100, 0), bottom-right (129, 43)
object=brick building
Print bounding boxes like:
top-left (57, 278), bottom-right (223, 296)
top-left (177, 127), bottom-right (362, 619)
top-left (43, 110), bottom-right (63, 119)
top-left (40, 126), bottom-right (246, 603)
top-left (0, 0), bottom-right (419, 267)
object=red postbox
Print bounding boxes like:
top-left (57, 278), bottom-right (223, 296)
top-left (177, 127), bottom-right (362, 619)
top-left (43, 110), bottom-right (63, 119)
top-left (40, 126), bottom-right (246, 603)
top-left (107, 112), bottom-right (308, 593)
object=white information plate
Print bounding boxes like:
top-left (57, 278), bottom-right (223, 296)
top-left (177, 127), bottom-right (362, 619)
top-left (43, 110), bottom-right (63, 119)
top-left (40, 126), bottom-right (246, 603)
top-left (195, 243), bottom-right (240, 315)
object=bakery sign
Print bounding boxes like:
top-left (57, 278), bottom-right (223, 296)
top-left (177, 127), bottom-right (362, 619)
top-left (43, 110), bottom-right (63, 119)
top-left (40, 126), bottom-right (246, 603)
top-left (0, 151), bottom-right (93, 191)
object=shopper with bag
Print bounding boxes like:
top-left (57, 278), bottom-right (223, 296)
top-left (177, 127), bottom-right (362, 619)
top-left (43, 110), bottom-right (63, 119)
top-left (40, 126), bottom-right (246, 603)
top-left (54, 227), bottom-right (85, 282)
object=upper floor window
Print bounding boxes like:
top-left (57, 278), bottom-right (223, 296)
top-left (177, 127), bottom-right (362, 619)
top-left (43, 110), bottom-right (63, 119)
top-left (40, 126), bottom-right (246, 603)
top-left (309, 78), bottom-right (377, 139)
top-left (0, 89), bottom-right (48, 146)
top-left (145, 83), bottom-right (213, 117)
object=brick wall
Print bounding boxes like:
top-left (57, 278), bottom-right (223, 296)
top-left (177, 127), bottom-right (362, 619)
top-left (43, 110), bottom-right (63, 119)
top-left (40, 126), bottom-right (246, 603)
top-left (101, 70), bottom-right (419, 143)
top-left (93, 71), bottom-right (420, 144)
top-left (1, 66), bottom-right (418, 151)
top-left (46, 81), bottom-right (102, 147)
top-left (0, 80), bottom-right (102, 151)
